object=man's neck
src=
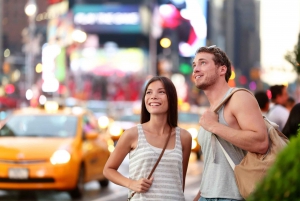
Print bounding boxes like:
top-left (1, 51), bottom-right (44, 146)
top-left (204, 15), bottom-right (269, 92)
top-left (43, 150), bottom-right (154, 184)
top-left (204, 84), bottom-right (231, 109)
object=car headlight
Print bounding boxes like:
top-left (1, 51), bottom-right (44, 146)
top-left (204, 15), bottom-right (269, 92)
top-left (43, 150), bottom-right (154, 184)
top-left (187, 128), bottom-right (198, 139)
top-left (192, 139), bottom-right (198, 150)
top-left (98, 116), bottom-right (110, 129)
top-left (107, 139), bottom-right (115, 152)
top-left (109, 123), bottom-right (123, 137)
top-left (50, 150), bottom-right (71, 165)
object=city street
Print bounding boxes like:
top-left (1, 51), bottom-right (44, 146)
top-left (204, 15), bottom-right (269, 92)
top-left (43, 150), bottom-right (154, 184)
top-left (0, 153), bottom-right (203, 201)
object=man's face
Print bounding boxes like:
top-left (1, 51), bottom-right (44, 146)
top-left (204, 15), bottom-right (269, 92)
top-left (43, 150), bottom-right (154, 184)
top-left (192, 52), bottom-right (219, 90)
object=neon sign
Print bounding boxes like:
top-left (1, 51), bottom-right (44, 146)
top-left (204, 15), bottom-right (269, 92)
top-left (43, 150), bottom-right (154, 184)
top-left (74, 12), bottom-right (139, 25)
top-left (72, 5), bottom-right (142, 33)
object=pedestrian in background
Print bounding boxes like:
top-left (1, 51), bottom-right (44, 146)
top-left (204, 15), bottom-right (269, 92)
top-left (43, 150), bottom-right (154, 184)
top-left (282, 103), bottom-right (300, 139)
top-left (191, 45), bottom-right (268, 201)
top-left (286, 96), bottom-right (295, 112)
top-left (103, 76), bottom-right (192, 201)
top-left (254, 91), bottom-right (270, 116)
top-left (268, 85), bottom-right (290, 131)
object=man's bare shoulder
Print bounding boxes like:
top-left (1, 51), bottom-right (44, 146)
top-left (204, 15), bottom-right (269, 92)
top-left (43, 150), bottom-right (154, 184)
top-left (227, 89), bottom-right (260, 114)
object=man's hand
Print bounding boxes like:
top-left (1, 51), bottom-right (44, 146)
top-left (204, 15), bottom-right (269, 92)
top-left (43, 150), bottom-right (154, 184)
top-left (128, 177), bottom-right (154, 193)
top-left (199, 109), bottom-right (218, 132)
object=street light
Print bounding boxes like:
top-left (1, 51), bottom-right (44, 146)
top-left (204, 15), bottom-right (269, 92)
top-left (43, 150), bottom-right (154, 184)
top-left (72, 29), bottom-right (87, 43)
top-left (24, 0), bottom-right (37, 95)
top-left (24, 0), bottom-right (37, 17)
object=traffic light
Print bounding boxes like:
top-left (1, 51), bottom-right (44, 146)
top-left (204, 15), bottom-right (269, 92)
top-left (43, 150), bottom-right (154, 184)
top-left (179, 57), bottom-right (192, 75)
top-left (179, 63), bottom-right (192, 74)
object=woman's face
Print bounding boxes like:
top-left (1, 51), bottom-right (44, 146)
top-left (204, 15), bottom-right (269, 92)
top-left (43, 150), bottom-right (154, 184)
top-left (144, 80), bottom-right (168, 115)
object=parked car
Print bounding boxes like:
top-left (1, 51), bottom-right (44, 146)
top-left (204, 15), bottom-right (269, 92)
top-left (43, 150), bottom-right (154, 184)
top-left (107, 113), bottom-right (140, 142)
top-left (0, 102), bottom-right (114, 199)
top-left (84, 100), bottom-right (114, 131)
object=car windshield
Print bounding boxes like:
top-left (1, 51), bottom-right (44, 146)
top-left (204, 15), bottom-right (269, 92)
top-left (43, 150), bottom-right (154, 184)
top-left (0, 115), bottom-right (77, 138)
top-left (178, 112), bottom-right (200, 123)
top-left (117, 114), bottom-right (140, 122)
top-left (88, 107), bottom-right (107, 114)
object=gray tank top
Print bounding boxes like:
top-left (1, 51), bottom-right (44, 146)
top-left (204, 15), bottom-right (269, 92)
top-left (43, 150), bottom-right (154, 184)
top-left (198, 88), bottom-right (246, 200)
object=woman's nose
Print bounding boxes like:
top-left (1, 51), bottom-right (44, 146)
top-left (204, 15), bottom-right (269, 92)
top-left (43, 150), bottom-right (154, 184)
top-left (150, 93), bottom-right (157, 99)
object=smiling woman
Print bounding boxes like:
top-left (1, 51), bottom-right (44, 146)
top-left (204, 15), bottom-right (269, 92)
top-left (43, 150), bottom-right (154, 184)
top-left (103, 76), bottom-right (192, 201)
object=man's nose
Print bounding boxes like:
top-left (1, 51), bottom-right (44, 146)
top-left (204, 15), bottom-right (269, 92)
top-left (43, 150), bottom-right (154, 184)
top-left (193, 66), bottom-right (199, 74)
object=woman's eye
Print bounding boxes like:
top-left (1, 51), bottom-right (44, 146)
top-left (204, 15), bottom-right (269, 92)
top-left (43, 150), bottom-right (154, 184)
top-left (159, 91), bottom-right (165, 94)
top-left (146, 91), bottom-right (151, 94)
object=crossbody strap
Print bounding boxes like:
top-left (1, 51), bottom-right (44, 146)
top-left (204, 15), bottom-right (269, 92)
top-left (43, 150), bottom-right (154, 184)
top-left (127, 128), bottom-right (172, 200)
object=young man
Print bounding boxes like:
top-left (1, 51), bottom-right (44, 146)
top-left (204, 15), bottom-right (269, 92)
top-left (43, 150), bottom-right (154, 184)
top-left (268, 85), bottom-right (290, 131)
top-left (192, 46), bottom-right (269, 201)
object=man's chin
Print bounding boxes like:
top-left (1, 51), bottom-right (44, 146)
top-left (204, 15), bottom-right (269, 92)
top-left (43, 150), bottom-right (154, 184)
top-left (195, 83), bottom-right (206, 90)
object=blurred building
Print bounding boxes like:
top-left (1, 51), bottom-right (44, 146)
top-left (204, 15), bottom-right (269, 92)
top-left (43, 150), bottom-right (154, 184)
top-left (208, 0), bottom-right (260, 90)
top-left (208, 0), bottom-right (300, 94)
top-left (61, 0), bottom-right (152, 101)
top-left (259, 0), bottom-right (300, 87)
top-left (0, 0), bottom-right (48, 108)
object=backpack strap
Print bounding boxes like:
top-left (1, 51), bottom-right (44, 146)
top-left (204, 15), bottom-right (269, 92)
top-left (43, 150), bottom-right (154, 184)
top-left (211, 88), bottom-right (253, 164)
top-left (213, 88), bottom-right (253, 113)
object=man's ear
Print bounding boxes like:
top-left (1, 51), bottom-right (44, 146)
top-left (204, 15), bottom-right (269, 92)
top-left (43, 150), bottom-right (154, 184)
top-left (219, 65), bottom-right (227, 75)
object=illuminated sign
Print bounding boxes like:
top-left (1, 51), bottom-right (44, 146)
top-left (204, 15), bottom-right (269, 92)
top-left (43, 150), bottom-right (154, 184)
top-left (72, 5), bottom-right (142, 33)
top-left (70, 48), bottom-right (145, 76)
top-left (158, 0), bottom-right (207, 57)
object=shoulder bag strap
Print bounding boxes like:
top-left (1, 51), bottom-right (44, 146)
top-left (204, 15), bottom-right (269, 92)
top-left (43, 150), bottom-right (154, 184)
top-left (212, 88), bottom-right (253, 170)
top-left (127, 128), bottom-right (172, 200)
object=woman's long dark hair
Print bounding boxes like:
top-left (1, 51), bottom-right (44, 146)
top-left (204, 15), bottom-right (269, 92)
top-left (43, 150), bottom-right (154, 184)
top-left (282, 103), bottom-right (300, 139)
top-left (140, 76), bottom-right (178, 128)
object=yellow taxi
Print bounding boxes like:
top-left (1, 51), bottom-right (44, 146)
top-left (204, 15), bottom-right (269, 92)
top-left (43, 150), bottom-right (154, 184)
top-left (0, 102), bottom-right (114, 199)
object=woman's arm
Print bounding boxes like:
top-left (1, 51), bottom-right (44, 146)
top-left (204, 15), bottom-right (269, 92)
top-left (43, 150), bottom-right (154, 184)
top-left (103, 126), bottom-right (154, 193)
top-left (193, 190), bottom-right (201, 201)
top-left (180, 128), bottom-right (192, 191)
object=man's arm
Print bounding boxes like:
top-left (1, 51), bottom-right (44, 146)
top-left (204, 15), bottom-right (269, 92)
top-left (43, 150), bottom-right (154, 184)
top-left (200, 91), bottom-right (269, 154)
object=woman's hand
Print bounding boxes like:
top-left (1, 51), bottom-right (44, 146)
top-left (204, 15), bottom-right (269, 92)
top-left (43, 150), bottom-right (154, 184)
top-left (128, 177), bottom-right (154, 193)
